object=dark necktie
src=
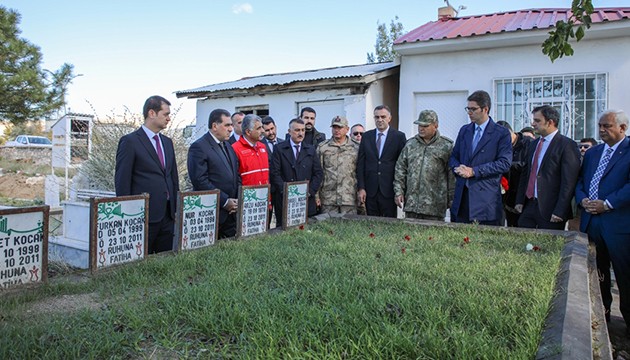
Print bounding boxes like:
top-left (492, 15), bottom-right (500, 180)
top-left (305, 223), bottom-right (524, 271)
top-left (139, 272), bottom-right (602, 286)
top-left (525, 138), bottom-right (545, 199)
top-left (153, 134), bottom-right (165, 169)
top-left (294, 145), bottom-right (300, 160)
top-left (220, 142), bottom-right (232, 168)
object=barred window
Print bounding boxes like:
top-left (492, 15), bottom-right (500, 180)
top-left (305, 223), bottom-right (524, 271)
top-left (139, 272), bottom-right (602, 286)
top-left (494, 73), bottom-right (607, 140)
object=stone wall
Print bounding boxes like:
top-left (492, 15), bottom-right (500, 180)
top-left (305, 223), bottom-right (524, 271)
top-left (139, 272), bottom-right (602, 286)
top-left (0, 147), bottom-right (51, 166)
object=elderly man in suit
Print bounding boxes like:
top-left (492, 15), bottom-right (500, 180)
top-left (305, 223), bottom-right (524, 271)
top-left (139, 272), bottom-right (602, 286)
top-left (514, 105), bottom-right (581, 230)
top-left (356, 105), bottom-right (407, 218)
top-left (271, 118), bottom-right (323, 227)
top-left (576, 109), bottom-right (630, 327)
top-left (188, 109), bottom-right (241, 238)
top-left (449, 90), bottom-right (512, 225)
top-left (115, 95), bottom-right (180, 253)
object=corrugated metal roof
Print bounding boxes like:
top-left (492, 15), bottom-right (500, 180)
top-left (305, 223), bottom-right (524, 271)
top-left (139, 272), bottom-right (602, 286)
top-left (395, 7), bottom-right (630, 45)
top-left (176, 62), bottom-right (398, 96)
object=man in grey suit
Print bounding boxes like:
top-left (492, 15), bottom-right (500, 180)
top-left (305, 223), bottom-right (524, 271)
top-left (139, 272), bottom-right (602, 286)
top-left (115, 95), bottom-right (180, 254)
top-left (188, 109), bottom-right (241, 238)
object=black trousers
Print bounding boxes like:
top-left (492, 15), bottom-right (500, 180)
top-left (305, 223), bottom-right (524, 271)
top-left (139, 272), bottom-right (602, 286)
top-left (219, 213), bottom-right (237, 239)
top-left (517, 198), bottom-right (565, 230)
top-left (147, 202), bottom-right (175, 254)
top-left (365, 190), bottom-right (397, 218)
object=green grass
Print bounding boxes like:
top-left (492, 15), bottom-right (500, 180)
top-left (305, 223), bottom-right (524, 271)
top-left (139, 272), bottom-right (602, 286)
top-left (0, 219), bottom-right (563, 359)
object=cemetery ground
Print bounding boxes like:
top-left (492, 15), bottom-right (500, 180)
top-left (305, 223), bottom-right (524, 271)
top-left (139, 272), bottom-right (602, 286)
top-left (0, 219), bottom-right (565, 359)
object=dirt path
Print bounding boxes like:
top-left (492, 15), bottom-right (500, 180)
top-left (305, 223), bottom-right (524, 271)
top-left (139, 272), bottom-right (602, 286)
top-left (0, 173), bottom-right (44, 200)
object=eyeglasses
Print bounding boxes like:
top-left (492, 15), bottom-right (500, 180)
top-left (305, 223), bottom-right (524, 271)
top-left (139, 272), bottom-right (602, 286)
top-left (352, 132), bottom-right (363, 136)
top-left (579, 144), bottom-right (591, 149)
top-left (464, 107), bottom-right (481, 113)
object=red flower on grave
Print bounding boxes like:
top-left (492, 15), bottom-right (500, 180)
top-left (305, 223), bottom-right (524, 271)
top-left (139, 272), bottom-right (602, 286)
top-left (404, 235), bottom-right (411, 241)
top-left (533, 246), bottom-right (541, 251)
top-left (299, 225), bottom-right (304, 230)
top-left (369, 232), bottom-right (375, 238)
top-left (463, 236), bottom-right (470, 244)
top-left (401, 247), bottom-right (406, 254)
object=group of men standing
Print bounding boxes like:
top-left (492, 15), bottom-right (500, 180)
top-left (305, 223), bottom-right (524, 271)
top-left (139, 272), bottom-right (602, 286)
top-left (115, 93), bottom-right (630, 334)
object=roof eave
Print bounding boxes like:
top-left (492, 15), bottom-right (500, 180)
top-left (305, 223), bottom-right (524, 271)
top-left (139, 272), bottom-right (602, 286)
top-left (393, 20), bottom-right (630, 56)
top-left (176, 67), bottom-right (399, 100)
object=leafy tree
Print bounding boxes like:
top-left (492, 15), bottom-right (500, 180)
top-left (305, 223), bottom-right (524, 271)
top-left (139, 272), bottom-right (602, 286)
top-left (367, 16), bottom-right (404, 63)
top-left (0, 6), bottom-right (75, 124)
top-left (542, 0), bottom-right (594, 62)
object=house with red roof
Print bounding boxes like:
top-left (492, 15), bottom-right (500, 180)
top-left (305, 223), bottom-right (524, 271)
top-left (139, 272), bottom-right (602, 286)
top-left (394, 6), bottom-right (630, 142)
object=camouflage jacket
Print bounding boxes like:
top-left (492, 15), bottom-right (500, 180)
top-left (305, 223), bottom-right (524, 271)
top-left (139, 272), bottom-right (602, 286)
top-left (316, 136), bottom-right (360, 206)
top-left (393, 131), bottom-right (455, 217)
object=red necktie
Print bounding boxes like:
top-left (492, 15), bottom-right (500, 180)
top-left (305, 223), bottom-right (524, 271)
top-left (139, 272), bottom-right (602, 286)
top-left (525, 138), bottom-right (544, 199)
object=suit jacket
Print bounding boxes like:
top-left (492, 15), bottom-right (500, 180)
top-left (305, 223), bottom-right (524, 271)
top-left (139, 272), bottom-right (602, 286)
top-left (228, 133), bottom-right (239, 145)
top-left (356, 128), bottom-right (407, 198)
top-left (187, 132), bottom-right (241, 224)
top-left (515, 132), bottom-right (581, 221)
top-left (448, 118), bottom-right (512, 222)
top-left (576, 137), bottom-right (630, 235)
top-left (261, 137), bottom-right (284, 155)
top-left (271, 140), bottom-right (323, 216)
top-left (115, 128), bottom-right (179, 223)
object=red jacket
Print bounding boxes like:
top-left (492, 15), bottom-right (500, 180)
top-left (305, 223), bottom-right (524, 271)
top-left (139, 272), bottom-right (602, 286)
top-left (232, 136), bottom-right (270, 186)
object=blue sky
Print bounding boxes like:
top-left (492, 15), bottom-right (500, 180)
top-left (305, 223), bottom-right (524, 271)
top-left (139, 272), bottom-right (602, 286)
top-left (3, 0), bottom-right (623, 125)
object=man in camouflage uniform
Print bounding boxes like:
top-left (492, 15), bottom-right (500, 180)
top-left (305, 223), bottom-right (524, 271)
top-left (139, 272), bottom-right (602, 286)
top-left (316, 116), bottom-right (360, 214)
top-left (394, 110), bottom-right (455, 220)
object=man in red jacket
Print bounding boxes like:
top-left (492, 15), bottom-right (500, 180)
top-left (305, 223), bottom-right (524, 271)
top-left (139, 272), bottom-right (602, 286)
top-left (231, 114), bottom-right (269, 186)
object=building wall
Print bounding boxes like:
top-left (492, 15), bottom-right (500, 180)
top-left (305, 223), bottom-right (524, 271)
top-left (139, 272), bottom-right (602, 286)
top-left (398, 35), bottom-right (630, 142)
top-left (193, 83), bottom-right (397, 141)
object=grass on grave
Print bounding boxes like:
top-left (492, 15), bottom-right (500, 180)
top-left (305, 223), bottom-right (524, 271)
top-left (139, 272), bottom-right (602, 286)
top-left (0, 219), bottom-right (563, 359)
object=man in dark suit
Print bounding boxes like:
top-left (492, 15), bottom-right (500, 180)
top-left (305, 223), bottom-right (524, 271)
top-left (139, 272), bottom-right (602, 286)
top-left (271, 118), bottom-right (323, 227)
top-left (356, 105), bottom-right (406, 218)
top-left (514, 105), bottom-right (580, 230)
top-left (576, 109), bottom-right (630, 327)
top-left (448, 90), bottom-right (512, 225)
top-left (115, 95), bottom-right (180, 253)
top-left (261, 116), bottom-right (283, 155)
top-left (228, 111), bottom-right (245, 144)
top-left (188, 109), bottom-right (241, 238)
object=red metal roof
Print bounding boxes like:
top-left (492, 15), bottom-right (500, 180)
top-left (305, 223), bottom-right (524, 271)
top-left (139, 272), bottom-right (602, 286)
top-left (395, 8), bottom-right (630, 44)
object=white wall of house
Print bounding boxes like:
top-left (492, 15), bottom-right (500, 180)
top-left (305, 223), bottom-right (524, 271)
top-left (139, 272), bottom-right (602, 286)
top-left (398, 34), bottom-right (630, 142)
top-left (193, 87), bottom-right (385, 142)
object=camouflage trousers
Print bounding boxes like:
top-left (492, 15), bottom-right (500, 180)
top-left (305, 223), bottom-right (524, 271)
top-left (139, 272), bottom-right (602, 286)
top-left (321, 205), bottom-right (357, 215)
top-left (405, 212), bottom-right (443, 221)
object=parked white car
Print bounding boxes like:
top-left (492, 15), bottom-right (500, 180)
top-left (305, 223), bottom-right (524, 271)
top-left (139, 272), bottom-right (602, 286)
top-left (4, 135), bottom-right (52, 148)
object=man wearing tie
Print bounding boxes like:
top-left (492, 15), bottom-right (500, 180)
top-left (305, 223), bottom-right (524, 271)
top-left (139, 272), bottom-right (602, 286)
top-left (271, 118), bottom-right (323, 226)
top-left (356, 105), bottom-right (407, 217)
top-left (187, 109), bottom-right (241, 238)
top-left (449, 90), bottom-right (512, 225)
top-left (115, 95), bottom-right (180, 253)
top-left (514, 105), bottom-right (580, 230)
top-left (576, 109), bottom-right (630, 327)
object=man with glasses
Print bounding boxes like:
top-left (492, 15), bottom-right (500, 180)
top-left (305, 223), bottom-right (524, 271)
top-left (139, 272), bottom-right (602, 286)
top-left (350, 124), bottom-right (365, 143)
top-left (579, 138), bottom-right (598, 159)
top-left (449, 90), bottom-right (512, 225)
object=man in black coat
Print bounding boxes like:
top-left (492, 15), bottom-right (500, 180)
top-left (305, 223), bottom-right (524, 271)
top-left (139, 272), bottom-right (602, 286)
top-left (187, 109), bottom-right (241, 238)
top-left (271, 118), bottom-right (323, 226)
top-left (115, 95), bottom-right (180, 253)
top-left (356, 105), bottom-right (407, 218)
top-left (515, 105), bottom-right (581, 230)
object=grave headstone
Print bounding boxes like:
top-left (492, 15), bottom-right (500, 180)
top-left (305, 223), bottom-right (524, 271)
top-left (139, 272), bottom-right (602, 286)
top-left (176, 190), bottom-right (219, 251)
top-left (283, 181), bottom-right (309, 229)
top-left (237, 185), bottom-right (270, 238)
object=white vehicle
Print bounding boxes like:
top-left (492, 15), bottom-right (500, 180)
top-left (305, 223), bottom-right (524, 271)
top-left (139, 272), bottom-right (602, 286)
top-left (4, 135), bottom-right (52, 148)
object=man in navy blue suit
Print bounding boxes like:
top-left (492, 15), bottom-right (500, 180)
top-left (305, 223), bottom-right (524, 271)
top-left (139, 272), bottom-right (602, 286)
top-left (115, 95), bottom-right (180, 253)
top-left (576, 109), bottom-right (630, 327)
top-left (188, 109), bottom-right (241, 238)
top-left (356, 105), bottom-right (406, 218)
top-left (271, 118), bottom-right (323, 227)
top-left (449, 90), bottom-right (512, 225)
